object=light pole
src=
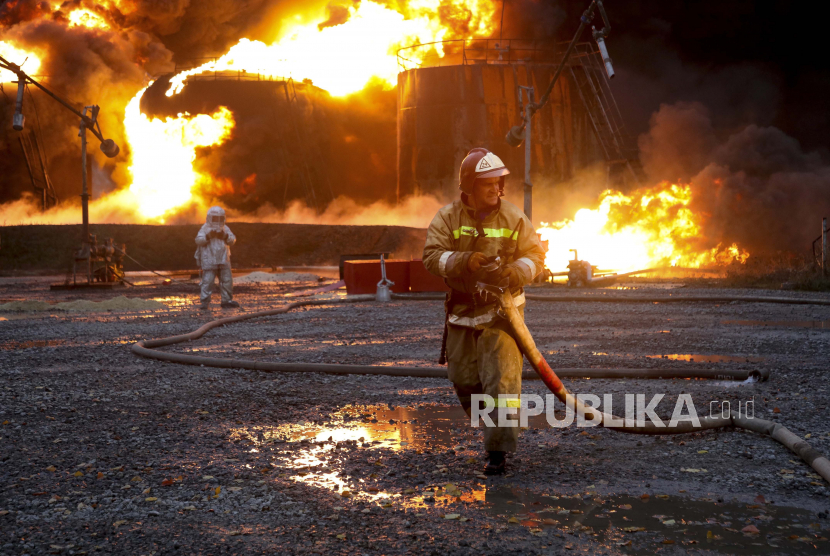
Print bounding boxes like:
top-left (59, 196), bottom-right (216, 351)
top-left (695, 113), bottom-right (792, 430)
top-left (505, 0), bottom-right (615, 222)
top-left (1, 54), bottom-right (121, 284)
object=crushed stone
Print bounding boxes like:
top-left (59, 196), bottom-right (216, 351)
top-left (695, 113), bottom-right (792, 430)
top-left (0, 295), bottom-right (165, 312)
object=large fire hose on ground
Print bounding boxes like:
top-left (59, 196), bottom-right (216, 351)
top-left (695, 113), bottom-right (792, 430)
top-left (131, 292), bottom-right (830, 484)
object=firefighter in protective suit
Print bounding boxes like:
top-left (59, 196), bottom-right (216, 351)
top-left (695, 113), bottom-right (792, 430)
top-left (195, 206), bottom-right (240, 310)
top-left (423, 148), bottom-right (545, 475)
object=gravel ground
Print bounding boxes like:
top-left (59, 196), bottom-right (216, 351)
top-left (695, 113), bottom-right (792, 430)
top-left (2, 277), bottom-right (830, 555)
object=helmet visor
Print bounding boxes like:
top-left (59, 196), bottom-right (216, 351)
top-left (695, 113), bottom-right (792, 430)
top-left (209, 214), bottom-right (225, 226)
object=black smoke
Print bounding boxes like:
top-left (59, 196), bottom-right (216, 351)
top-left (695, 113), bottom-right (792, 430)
top-left (640, 101), bottom-right (830, 256)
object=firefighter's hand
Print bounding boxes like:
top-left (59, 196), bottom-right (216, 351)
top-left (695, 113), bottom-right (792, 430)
top-left (217, 230), bottom-right (228, 241)
top-left (500, 264), bottom-right (523, 288)
top-left (467, 252), bottom-right (488, 273)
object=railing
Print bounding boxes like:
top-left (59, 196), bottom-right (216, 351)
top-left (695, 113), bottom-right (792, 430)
top-left (397, 38), bottom-right (597, 72)
top-left (172, 57), bottom-right (290, 83)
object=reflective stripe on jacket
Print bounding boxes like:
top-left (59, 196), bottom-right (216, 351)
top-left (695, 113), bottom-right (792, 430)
top-left (423, 196), bottom-right (546, 329)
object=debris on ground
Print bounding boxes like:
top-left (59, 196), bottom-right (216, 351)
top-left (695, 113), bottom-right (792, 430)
top-left (236, 271), bottom-right (321, 284)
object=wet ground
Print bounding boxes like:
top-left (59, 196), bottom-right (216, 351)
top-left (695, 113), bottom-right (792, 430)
top-left (1, 275), bottom-right (830, 555)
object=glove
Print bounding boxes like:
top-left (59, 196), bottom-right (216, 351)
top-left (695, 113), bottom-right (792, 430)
top-left (217, 230), bottom-right (228, 241)
top-left (500, 264), bottom-right (523, 288)
top-left (467, 252), bottom-right (489, 273)
top-left (206, 230), bottom-right (217, 239)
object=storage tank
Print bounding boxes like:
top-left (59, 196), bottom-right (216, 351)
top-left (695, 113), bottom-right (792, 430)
top-left (140, 70), bottom-right (400, 212)
top-left (396, 39), bottom-right (608, 201)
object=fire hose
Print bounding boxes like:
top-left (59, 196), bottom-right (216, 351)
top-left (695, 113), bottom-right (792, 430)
top-left (131, 293), bottom-right (830, 484)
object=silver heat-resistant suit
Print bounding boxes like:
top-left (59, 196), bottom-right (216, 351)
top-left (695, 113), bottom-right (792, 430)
top-left (195, 206), bottom-right (237, 306)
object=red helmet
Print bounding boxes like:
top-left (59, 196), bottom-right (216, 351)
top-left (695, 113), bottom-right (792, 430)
top-left (458, 148), bottom-right (510, 195)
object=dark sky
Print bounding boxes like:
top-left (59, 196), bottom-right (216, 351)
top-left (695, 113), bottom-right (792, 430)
top-left (534, 0), bottom-right (828, 153)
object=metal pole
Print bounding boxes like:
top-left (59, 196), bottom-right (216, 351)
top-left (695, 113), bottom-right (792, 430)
top-left (533, 0), bottom-right (597, 112)
top-left (523, 91), bottom-right (534, 221)
top-left (80, 118), bottom-right (89, 242)
top-left (823, 217), bottom-right (827, 276)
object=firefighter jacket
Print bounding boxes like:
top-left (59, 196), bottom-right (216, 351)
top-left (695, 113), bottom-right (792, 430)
top-left (423, 195), bottom-right (546, 329)
top-left (195, 224), bottom-right (236, 269)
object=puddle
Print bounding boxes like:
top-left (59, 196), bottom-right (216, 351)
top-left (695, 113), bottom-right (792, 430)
top-left (605, 283), bottom-right (687, 290)
top-left (723, 320), bottom-right (830, 329)
top-left (647, 354), bottom-right (766, 363)
top-left (0, 313), bottom-right (61, 321)
top-left (296, 405), bottom-right (568, 449)
top-left (231, 405), bottom-right (568, 496)
top-left (230, 405), bottom-right (827, 553)
top-left (151, 296), bottom-right (193, 308)
top-left (0, 339), bottom-right (68, 350)
top-left (588, 352), bottom-right (765, 363)
top-left (466, 487), bottom-right (827, 555)
top-left (250, 405), bottom-right (561, 453)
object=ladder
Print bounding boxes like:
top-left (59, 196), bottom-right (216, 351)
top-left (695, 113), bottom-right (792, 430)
top-left (569, 43), bottom-right (643, 184)
top-left (18, 130), bottom-right (58, 210)
top-left (281, 79), bottom-right (334, 210)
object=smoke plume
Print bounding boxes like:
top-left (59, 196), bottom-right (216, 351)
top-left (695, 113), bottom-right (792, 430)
top-left (641, 102), bottom-right (830, 255)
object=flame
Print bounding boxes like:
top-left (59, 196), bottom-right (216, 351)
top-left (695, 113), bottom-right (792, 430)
top-left (0, 41), bottom-right (42, 81)
top-left (538, 183), bottom-right (749, 273)
top-left (123, 88), bottom-right (235, 220)
top-left (124, 0), bottom-right (496, 218)
top-left (67, 9), bottom-right (110, 30)
top-left (167, 0), bottom-right (497, 97)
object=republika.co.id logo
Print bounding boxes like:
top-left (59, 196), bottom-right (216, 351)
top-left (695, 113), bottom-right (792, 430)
top-left (469, 394), bottom-right (756, 428)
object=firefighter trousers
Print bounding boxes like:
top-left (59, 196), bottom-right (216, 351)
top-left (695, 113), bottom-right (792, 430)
top-left (446, 309), bottom-right (524, 452)
top-left (200, 266), bottom-right (234, 304)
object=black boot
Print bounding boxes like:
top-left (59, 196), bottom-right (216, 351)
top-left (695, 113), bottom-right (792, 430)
top-left (484, 451), bottom-right (506, 475)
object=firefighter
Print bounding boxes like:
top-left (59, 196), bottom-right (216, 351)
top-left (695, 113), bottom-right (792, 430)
top-left (423, 148), bottom-right (546, 475)
top-left (195, 206), bottom-right (240, 310)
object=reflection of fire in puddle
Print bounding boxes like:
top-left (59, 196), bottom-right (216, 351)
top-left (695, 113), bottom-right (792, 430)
top-left (0, 339), bottom-right (68, 350)
top-left (231, 406), bottom-right (826, 553)
top-left (605, 283), bottom-right (687, 290)
top-left (230, 405), bottom-right (566, 499)
top-left (590, 352), bottom-right (765, 363)
top-left (151, 296), bottom-right (192, 308)
top-left (0, 313), bottom-right (60, 321)
top-left (723, 320), bottom-right (830, 330)
top-left (276, 405), bottom-right (567, 451)
top-left (647, 354), bottom-right (765, 363)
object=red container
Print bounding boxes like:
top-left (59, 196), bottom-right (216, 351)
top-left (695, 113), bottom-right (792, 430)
top-left (343, 259), bottom-right (411, 295)
top-left (409, 259), bottom-right (450, 292)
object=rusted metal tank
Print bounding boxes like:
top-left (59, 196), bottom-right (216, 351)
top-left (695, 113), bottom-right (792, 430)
top-left (397, 40), bottom-right (604, 201)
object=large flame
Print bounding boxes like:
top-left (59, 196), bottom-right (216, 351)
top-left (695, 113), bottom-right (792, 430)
top-left (0, 41), bottom-right (42, 81)
top-left (167, 0), bottom-right (497, 97)
top-left (131, 0), bottom-right (497, 216)
top-left (66, 9), bottom-right (111, 30)
top-left (123, 88), bottom-right (235, 220)
top-left (538, 183), bottom-right (749, 273)
top-left (0, 2), bottom-right (751, 274)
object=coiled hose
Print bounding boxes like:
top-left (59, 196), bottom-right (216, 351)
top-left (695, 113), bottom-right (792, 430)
top-left (132, 292), bottom-right (830, 484)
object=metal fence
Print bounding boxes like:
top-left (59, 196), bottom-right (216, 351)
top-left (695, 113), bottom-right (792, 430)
top-left (397, 38), bottom-right (597, 72)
